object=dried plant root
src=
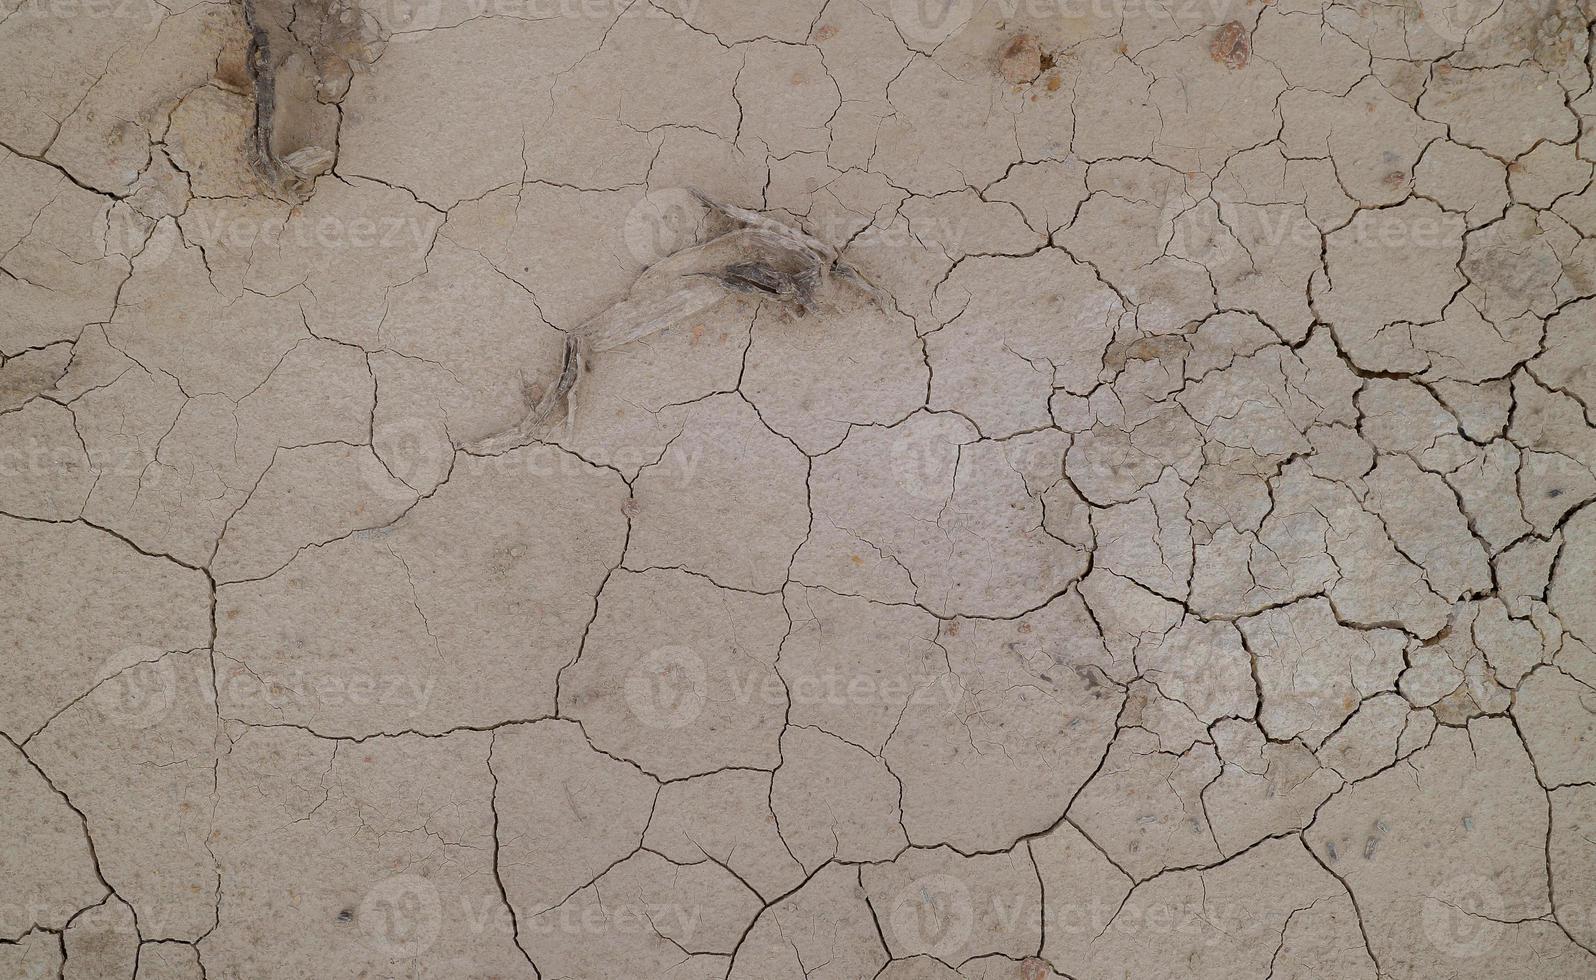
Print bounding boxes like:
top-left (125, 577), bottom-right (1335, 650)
top-left (471, 333), bottom-right (584, 456)
top-left (468, 190), bottom-right (893, 454)
top-left (243, 0), bottom-right (378, 201)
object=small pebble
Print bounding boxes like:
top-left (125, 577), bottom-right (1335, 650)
top-left (999, 34), bottom-right (1043, 85)
top-left (1210, 21), bottom-right (1251, 70)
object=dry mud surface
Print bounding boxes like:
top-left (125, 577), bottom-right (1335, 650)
top-left (4, 0), bottom-right (1596, 977)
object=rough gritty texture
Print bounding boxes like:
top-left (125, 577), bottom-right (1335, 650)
top-left (3, 0), bottom-right (1596, 977)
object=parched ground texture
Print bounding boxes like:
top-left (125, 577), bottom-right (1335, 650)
top-left (4, 0), bottom-right (1596, 977)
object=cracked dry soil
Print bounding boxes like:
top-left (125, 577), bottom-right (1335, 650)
top-left (4, 0), bottom-right (1596, 977)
